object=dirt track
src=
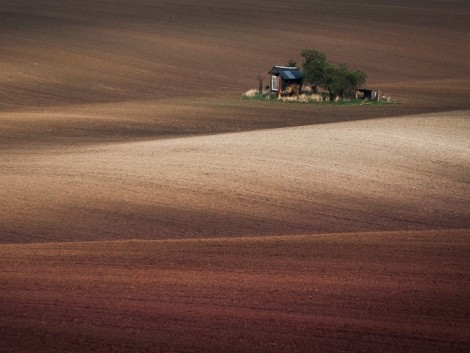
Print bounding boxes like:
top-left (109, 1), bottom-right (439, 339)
top-left (1, 1), bottom-right (470, 352)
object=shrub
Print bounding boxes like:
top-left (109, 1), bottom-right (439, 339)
top-left (242, 89), bottom-right (259, 98)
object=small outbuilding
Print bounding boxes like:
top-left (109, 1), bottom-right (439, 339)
top-left (268, 66), bottom-right (304, 96)
top-left (356, 88), bottom-right (380, 101)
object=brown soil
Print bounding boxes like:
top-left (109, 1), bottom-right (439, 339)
top-left (1, 0), bottom-right (469, 149)
top-left (1, 1), bottom-right (470, 352)
top-left (1, 230), bottom-right (469, 353)
top-left (2, 0), bottom-right (469, 108)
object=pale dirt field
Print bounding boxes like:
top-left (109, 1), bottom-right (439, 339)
top-left (1, 111), bottom-right (469, 243)
top-left (1, 0), bottom-right (470, 352)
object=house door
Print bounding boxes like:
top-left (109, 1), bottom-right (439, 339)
top-left (271, 75), bottom-right (279, 92)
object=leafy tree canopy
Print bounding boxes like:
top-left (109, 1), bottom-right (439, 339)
top-left (301, 49), bottom-right (366, 99)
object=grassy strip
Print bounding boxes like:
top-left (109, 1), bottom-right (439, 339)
top-left (242, 93), bottom-right (399, 105)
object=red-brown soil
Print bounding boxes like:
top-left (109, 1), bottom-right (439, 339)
top-left (1, 230), bottom-right (469, 353)
top-left (1, 1), bottom-right (470, 352)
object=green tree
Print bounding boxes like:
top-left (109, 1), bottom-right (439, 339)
top-left (324, 64), bottom-right (367, 99)
top-left (301, 49), bottom-right (328, 93)
top-left (286, 58), bottom-right (297, 67)
top-left (301, 49), bottom-right (366, 98)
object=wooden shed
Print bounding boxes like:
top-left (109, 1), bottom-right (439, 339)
top-left (268, 66), bottom-right (304, 96)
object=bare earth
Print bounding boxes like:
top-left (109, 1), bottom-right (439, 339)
top-left (1, 0), bottom-right (470, 352)
top-left (1, 230), bottom-right (470, 353)
top-left (1, 111), bottom-right (469, 243)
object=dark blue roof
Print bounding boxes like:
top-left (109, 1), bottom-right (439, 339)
top-left (268, 66), bottom-right (304, 80)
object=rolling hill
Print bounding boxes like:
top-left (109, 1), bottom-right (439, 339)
top-left (1, 1), bottom-right (469, 352)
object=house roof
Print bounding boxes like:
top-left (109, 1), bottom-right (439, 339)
top-left (268, 66), bottom-right (304, 80)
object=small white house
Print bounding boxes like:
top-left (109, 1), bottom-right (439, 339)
top-left (268, 66), bottom-right (304, 96)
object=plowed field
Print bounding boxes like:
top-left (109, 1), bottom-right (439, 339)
top-left (1, 0), bottom-right (470, 352)
top-left (1, 230), bottom-right (469, 353)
